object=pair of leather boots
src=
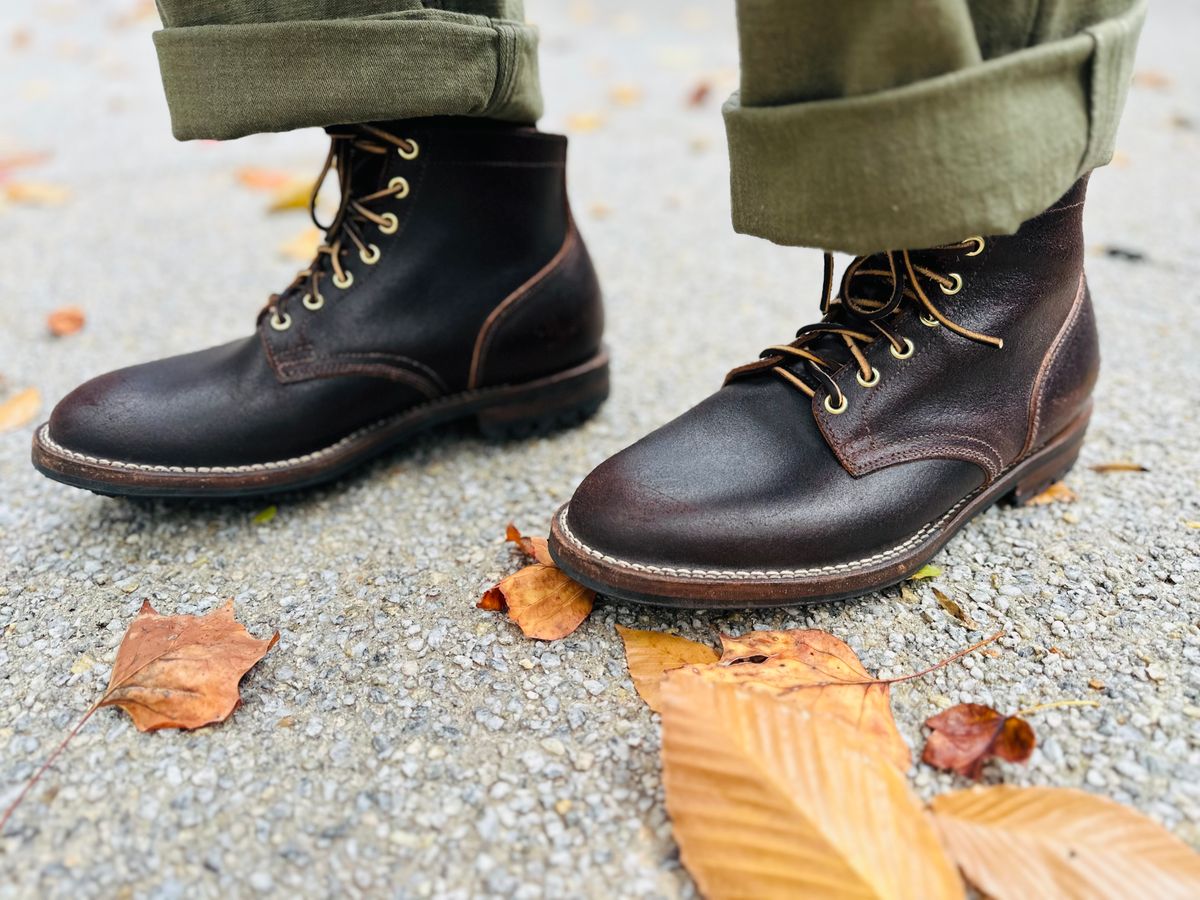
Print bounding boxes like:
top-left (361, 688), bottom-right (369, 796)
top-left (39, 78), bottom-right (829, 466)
top-left (33, 119), bottom-right (1098, 609)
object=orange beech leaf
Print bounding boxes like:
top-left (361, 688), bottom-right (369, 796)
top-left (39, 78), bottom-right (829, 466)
top-left (99, 600), bottom-right (279, 731)
top-left (660, 673), bottom-right (964, 899)
top-left (679, 628), bottom-right (912, 771)
top-left (47, 305), bottom-right (85, 336)
top-left (615, 625), bottom-right (718, 712)
top-left (0, 387), bottom-right (41, 433)
top-left (931, 786), bottom-right (1200, 899)
top-left (478, 526), bottom-right (594, 640)
top-left (922, 703), bottom-right (1035, 779)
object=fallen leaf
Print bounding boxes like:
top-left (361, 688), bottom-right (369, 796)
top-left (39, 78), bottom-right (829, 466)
top-left (682, 628), bottom-right (911, 771)
top-left (0, 600), bottom-right (278, 830)
top-left (253, 505), bottom-right (277, 525)
top-left (0, 387), bottom-right (41, 433)
top-left (931, 785), bottom-right (1200, 899)
top-left (686, 80), bottom-right (712, 107)
top-left (922, 703), bottom-right (1035, 779)
top-left (565, 112), bottom-right (605, 133)
top-left (609, 83), bottom-right (643, 107)
top-left (5, 182), bottom-right (70, 205)
top-left (1090, 461), bottom-right (1149, 473)
top-left (615, 625), bottom-right (718, 712)
top-left (236, 166), bottom-right (297, 191)
top-left (267, 178), bottom-right (316, 213)
top-left (505, 522), bottom-right (552, 565)
top-left (1133, 69), bottom-right (1172, 90)
top-left (279, 227), bottom-right (321, 261)
top-left (1025, 481), bottom-right (1077, 506)
top-left (479, 526), bottom-right (594, 640)
top-left (99, 600), bottom-right (278, 731)
top-left (661, 674), bottom-right (964, 899)
top-left (0, 150), bottom-right (50, 178)
top-left (47, 305), bottom-right (85, 337)
top-left (932, 587), bottom-right (981, 629)
top-left (1088, 678), bottom-right (1106, 690)
top-left (910, 563), bottom-right (942, 580)
top-left (1185, 521), bottom-right (1200, 530)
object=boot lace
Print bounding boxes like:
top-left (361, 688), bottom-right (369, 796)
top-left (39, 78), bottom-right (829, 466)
top-left (728, 241), bottom-right (1003, 414)
top-left (264, 125), bottom-right (419, 331)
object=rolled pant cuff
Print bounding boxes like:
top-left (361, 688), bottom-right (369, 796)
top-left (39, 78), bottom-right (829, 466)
top-left (724, 0), bottom-right (1145, 254)
top-left (153, 12), bottom-right (542, 141)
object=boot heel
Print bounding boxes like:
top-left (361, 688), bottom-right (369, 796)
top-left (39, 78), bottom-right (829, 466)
top-left (475, 352), bottom-right (609, 440)
top-left (1008, 408), bottom-right (1090, 506)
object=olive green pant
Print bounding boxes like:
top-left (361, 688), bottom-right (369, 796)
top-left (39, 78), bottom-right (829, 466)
top-left (153, 0), bottom-right (1145, 254)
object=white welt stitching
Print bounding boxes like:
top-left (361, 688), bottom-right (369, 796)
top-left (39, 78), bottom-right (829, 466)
top-left (556, 494), bottom-right (974, 581)
top-left (37, 387), bottom-right (491, 476)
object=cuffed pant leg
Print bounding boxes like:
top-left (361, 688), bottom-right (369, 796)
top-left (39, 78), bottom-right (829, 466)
top-left (725, 0), bottom-right (1147, 254)
top-left (153, 0), bottom-right (542, 140)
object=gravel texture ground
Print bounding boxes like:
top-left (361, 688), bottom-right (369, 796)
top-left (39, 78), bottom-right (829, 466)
top-left (1, 1), bottom-right (1198, 897)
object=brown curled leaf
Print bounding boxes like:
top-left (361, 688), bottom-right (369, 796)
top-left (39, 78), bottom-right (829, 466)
top-left (922, 703), bottom-right (1035, 779)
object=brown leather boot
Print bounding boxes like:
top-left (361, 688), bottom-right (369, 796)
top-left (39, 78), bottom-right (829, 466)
top-left (33, 118), bottom-right (607, 497)
top-left (550, 178), bottom-right (1096, 608)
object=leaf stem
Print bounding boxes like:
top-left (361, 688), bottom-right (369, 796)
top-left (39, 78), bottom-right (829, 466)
top-left (0, 703), bottom-right (99, 833)
top-left (883, 630), bottom-right (1005, 685)
top-left (1012, 698), bottom-right (1100, 718)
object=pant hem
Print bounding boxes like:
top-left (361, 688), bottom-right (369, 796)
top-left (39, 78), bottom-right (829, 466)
top-left (153, 14), bottom-right (543, 140)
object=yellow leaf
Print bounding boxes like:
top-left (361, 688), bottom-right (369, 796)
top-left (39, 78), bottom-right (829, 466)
top-left (267, 178), bottom-right (316, 213)
top-left (566, 112), bottom-right (605, 133)
top-left (931, 785), bottom-right (1200, 899)
top-left (0, 387), bottom-right (41, 433)
top-left (253, 505), bottom-right (277, 525)
top-left (910, 563), bottom-right (942, 580)
top-left (5, 182), bottom-right (70, 205)
top-left (1025, 481), bottom-right (1077, 506)
top-left (661, 674), bottom-right (964, 900)
top-left (615, 625), bottom-right (717, 712)
top-left (279, 227), bottom-right (321, 262)
top-left (609, 83), bottom-right (643, 107)
top-left (1090, 461), bottom-right (1149, 473)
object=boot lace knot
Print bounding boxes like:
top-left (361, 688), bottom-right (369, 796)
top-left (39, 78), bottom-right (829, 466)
top-left (727, 241), bottom-right (1002, 414)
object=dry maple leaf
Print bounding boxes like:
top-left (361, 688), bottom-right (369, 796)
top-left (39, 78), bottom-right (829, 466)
top-left (660, 673), bottom-right (965, 900)
top-left (99, 600), bottom-right (279, 731)
top-left (615, 625), bottom-right (718, 712)
top-left (1, 600), bottom-right (278, 830)
top-left (931, 785), bottom-right (1200, 899)
top-left (0, 386), bottom-right (41, 433)
top-left (922, 703), bottom-right (1035, 779)
top-left (476, 524), bottom-right (594, 640)
top-left (676, 628), bottom-right (912, 771)
top-left (47, 305), bottom-right (85, 337)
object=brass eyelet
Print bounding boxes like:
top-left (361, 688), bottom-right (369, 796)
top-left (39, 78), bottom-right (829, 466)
top-left (820, 396), bottom-right (849, 417)
top-left (388, 176), bottom-right (410, 199)
top-left (920, 312), bottom-right (940, 327)
top-left (890, 338), bottom-right (915, 360)
top-left (269, 310), bottom-right (292, 332)
top-left (856, 367), bottom-right (881, 388)
top-left (378, 212), bottom-right (399, 235)
top-left (965, 236), bottom-right (985, 257)
top-left (332, 270), bottom-right (354, 290)
top-left (302, 291), bottom-right (324, 311)
top-left (359, 244), bottom-right (381, 265)
top-left (397, 140), bottom-right (419, 161)
top-left (940, 273), bottom-right (963, 296)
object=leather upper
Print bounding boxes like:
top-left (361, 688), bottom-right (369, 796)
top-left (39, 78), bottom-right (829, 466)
top-left (48, 118), bottom-right (604, 467)
top-left (565, 178), bottom-right (1098, 571)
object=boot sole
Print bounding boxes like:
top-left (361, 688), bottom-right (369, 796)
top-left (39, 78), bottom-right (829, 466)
top-left (548, 402), bottom-right (1091, 609)
top-left (31, 350), bottom-right (609, 499)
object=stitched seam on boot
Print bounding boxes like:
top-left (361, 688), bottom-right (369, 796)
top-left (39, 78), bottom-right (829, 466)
top-left (555, 500), bottom-right (972, 580)
top-left (468, 224), bottom-right (577, 388)
top-left (1022, 273), bottom-right (1086, 458)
